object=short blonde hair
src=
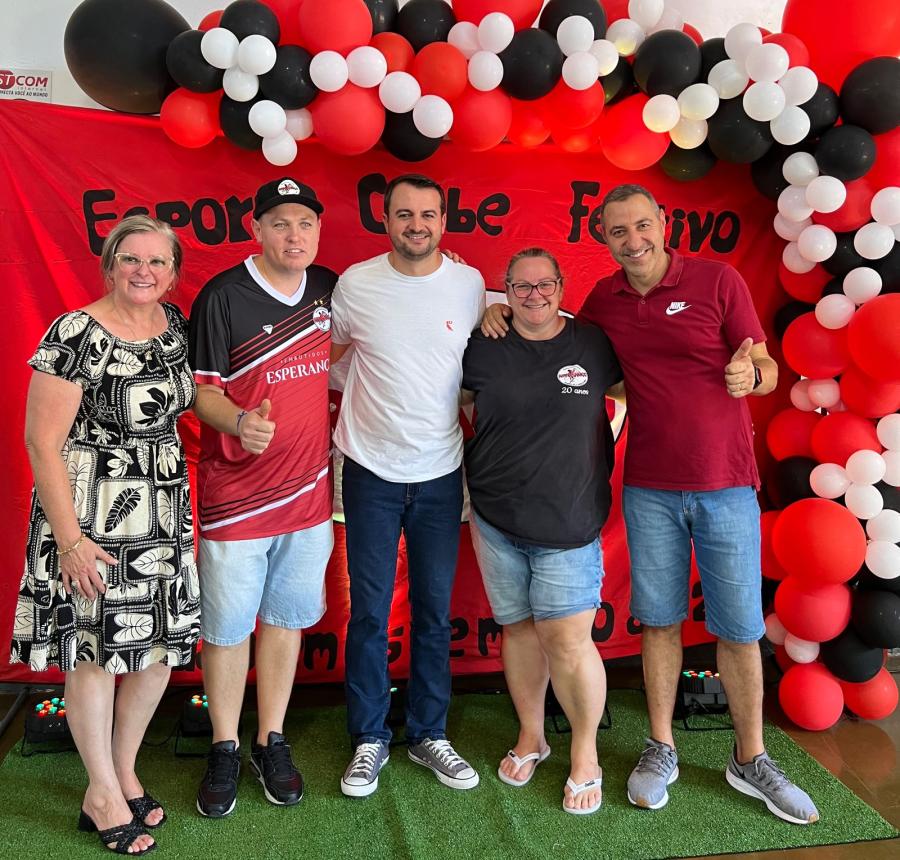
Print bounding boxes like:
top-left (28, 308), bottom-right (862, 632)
top-left (99, 215), bottom-right (183, 281)
top-left (505, 247), bottom-right (563, 284)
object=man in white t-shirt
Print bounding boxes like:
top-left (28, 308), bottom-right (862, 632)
top-left (330, 175), bottom-right (485, 797)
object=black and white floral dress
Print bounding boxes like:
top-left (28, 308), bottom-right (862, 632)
top-left (10, 303), bottom-right (201, 674)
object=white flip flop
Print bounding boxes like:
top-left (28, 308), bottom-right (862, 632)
top-left (497, 746), bottom-right (551, 787)
top-left (563, 772), bottom-right (603, 815)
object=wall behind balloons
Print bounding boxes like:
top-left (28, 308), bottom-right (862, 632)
top-left (2, 0), bottom-right (788, 109)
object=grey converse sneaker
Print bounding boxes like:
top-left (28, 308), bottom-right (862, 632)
top-left (627, 738), bottom-right (679, 809)
top-left (726, 748), bottom-right (819, 825)
top-left (408, 738), bottom-right (480, 790)
top-left (341, 741), bottom-right (390, 798)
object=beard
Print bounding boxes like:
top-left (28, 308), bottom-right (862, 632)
top-left (390, 230), bottom-right (439, 261)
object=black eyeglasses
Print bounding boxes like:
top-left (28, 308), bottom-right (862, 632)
top-left (505, 278), bottom-right (561, 298)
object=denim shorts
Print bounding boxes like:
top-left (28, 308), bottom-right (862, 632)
top-left (198, 518), bottom-right (333, 646)
top-left (622, 486), bottom-right (765, 643)
top-left (469, 510), bottom-right (603, 626)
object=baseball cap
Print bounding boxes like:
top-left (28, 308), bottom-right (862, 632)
top-left (253, 177), bottom-right (324, 220)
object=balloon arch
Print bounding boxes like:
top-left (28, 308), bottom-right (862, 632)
top-left (62, 0), bottom-right (900, 730)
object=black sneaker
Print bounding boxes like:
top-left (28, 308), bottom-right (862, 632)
top-left (249, 732), bottom-right (304, 806)
top-left (197, 740), bottom-right (241, 818)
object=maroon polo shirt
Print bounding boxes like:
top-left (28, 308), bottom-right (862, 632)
top-left (577, 251), bottom-right (765, 491)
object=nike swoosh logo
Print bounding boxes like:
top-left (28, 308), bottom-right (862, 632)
top-left (666, 306), bottom-right (690, 315)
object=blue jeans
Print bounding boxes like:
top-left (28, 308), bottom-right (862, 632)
top-left (342, 457), bottom-right (463, 745)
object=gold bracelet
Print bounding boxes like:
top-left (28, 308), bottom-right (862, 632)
top-left (57, 534), bottom-right (86, 556)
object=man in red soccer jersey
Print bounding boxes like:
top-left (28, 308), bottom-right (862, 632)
top-left (189, 178), bottom-right (336, 818)
top-left (482, 184), bottom-right (819, 825)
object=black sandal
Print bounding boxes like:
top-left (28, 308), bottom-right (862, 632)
top-left (126, 793), bottom-right (167, 829)
top-left (78, 811), bottom-right (156, 855)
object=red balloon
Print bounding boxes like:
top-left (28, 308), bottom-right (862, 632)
top-left (840, 364), bottom-right (900, 419)
top-left (810, 412), bottom-right (882, 465)
top-left (682, 24), bottom-right (703, 46)
top-left (298, 0), bottom-right (372, 55)
top-left (772, 497), bottom-right (867, 583)
top-left (779, 663), bottom-right (844, 731)
top-left (811, 177), bottom-right (877, 234)
top-left (507, 99), bottom-right (550, 148)
top-left (598, 94), bottom-right (669, 171)
top-left (451, 0), bottom-right (544, 30)
top-left (761, 510), bottom-right (790, 581)
top-left (450, 85), bottom-right (512, 151)
top-left (840, 668), bottom-right (899, 721)
top-left (539, 79), bottom-right (605, 130)
top-left (782, 0), bottom-right (900, 90)
top-left (868, 126), bottom-right (900, 191)
top-left (550, 114), bottom-right (604, 153)
top-left (604, 1), bottom-right (629, 22)
top-left (199, 9), bottom-right (224, 31)
top-left (160, 89), bottom-right (221, 148)
top-left (848, 294), bottom-right (900, 383)
top-left (370, 32), bottom-right (414, 73)
top-left (778, 262), bottom-right (831, 303)
top-left (774, 644), bottom-right (797, 673)
top-left (261, 0), bottom-right (305, 44)
top-left (782, 312), bottom-right (850, 379)
top-left (766, 408), bottom-right (821, 460)
top-left (774, 577), bottom-right (852, 639)
top-left (412, 43), bottom-right (468, 102)
top-left (762, 33), bottom-right (810, 68)
top-left (309, 84), bottom-right (384, 155)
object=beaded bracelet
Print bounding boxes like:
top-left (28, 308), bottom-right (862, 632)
top-left (58, 534), bottom-right (86, 556)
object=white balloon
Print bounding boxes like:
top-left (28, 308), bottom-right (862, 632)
top-left (222, 66), bottom-right (259, 102)
top-left (606, 19), bottom-right (645, 56)
top-left (238, 34), bottom-right (277, 76)
top-left (707, 59), bottom-right (749, 99)
top-left (677, 83), bottom-right (719, 121)
top-left (778, 185), bottom-right (814, 222)
top-left (745, 43), bottom-right (789, 83)
top-left (765, 613), bottom-right (788, 645)
top-left (810, 463), bottom-right (851, 499)
top-left (807, 378), bottom-right (841, 409)
top-left (854, 222), bottom-right (896, 260)
top-left (894, 223), bottom-right (900, 241)
top-left (562, 52), bottom-right (600, 90)
top-left (884, 450), bottom-right (900, 486)
top-left (877, 414), bottom-right (900, 451)
top-left (590, 40), bottom-right (620, 76)
top-left (448, 21), bottom-right (480, 59)
top-left (557, 15), bottom-right (595, 57)
top-left (814, 292), bottom-right (854, 328)
top-left (285, 108), bottom-right (313, 141)
top-left (867, 509), bottom-right (900, 543)
top-left (843, 267), bottom-right (882, 304)
top-left (413, 95), bottom-right (453, 138)
top-left (262, 131), bottom-right (297, 167)
top-left (743, 81), bottom-right (786, 122)
top-left (248, 100), bottom-right (287, 138)
top-left (774, 213), bottom-right (811, 242)
top-left (724, 22), bottom-right (762, 68)
top-left (309, 51), bottom-right (349, 93)
top-left (829, 400), bottom-right (848, 413)
top-left (846, 449), bottom-right (888, 485)
top-left (871, 187), bottom-right (900, 226)
top-left (378, 71), bottom-right (421, 113)
top-left (468, 51), bottom-right (504, 91)
top-left (799, 224), bottom-right (837, 264)
top-left (784, 634), bottom-right (820, 663)
top-left (642, 94), bottom-right (680, 133)
top-left (782, 241), bottom-right (816, 274)
top-left (782, 151), bottom-right (819, 187)
top-left (845, 483), bottom-right (884, 519)
top-left (628, 0), bottom-right (664, 30)
top-left (779, 66), bottom-right (818, 106)
top-left (805, 175), bottom-right (847, 214)
top-left (347, 46), bottom-right (387, 88)
top-left (669, 117), bottom-right (707, 149)
top-left (866, 540), bottom-right (900, 579)
top-left (790, 378), bottom-right (816, 411)
top-left (649, 7), bottom-right (684, 34)
top-left (771, 106), bottom-right (810, 146)
top-left (477, 12), bottom-right (515, 54)
top-left (201, 27), bottom-right (239, 70)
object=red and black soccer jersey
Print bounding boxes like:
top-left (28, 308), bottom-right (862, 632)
top-left (189, 259), bottom-right (336, 541)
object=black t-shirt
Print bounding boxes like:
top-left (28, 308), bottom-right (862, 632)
top-left (462, 317), bottom-right (623, 548)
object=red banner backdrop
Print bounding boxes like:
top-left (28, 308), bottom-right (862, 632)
top-left (0, 101), bottom-right (788, 686)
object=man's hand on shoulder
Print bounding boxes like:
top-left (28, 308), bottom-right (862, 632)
top-left (480, 303), bottom-right (512, 338)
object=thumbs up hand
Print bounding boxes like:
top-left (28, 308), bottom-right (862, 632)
top-left (238, 398), bottom-right (276, 454)
top-left (725, 337), bottom-right (756, 399)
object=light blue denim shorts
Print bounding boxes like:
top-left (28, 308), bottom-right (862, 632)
top-left (469, 510), bottom-right (603, 626)
top-left (198, 519), bottom-right (333, 646)
top-left (622, 486), bottom-right (765, 643)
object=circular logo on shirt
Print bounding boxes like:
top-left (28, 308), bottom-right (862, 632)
top-left (313, 306), bottom-right (331, 331)
top-left (557, 364), bottom-right (588, 387)
top-left (278, 179), bottom-right (301, 196)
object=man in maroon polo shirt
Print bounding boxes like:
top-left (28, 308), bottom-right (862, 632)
top-left (482, 184), bottom-right (818, 825)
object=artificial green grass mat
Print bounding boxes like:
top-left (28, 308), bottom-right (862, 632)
top-left (0, 689), bottom-right (896, 860)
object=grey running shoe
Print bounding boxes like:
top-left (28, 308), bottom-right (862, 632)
top-left (627, 738), bottom-right (679, 809)
top-left (341, 741), bottom-right (390, 798)
top-left (408, 738), bottom-right (480, 790)
top-left (726, 748), bottom-right (820, 825)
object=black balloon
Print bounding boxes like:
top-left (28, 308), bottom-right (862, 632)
top-left (660, 142), bottom-right (716, 182)
top-left (856, 564), bottom-right (900, 596)
top-left (774, 301), bottom-right (815, 339)
top-left (699, 37), bottom-right (728, 81)
top-left (821, 276), bottom-right (844, 297)
top-left (220, 0), bottom-right (280, 42)
top-left (601, 56), bottom-right (635, 106)
top-left (822, 230), bottom-right (866, 277)
top-left (852, 590), bottom-right (900, 649)
top-left (260, 45), bottom-right (317, 109)
top-left (751, 144), bottom-right (802, 201)
top-left (499, 29), bottom-right (564, 101)
top-left (820, 627), bottom-right (884, 683)
top-left (800, 82), bottom-right (840, 141)
top-left (768, 457), bottom-right (818, 509)
top-left (840, 56), bottom-right (900, 136)
top-left (381, 110), bottom-right (442, 162)
top-left (166, 30), bottom-right (223, 93)
top-left (395, 0), bottom-right (455, 52)
top-left (220, 95), bottom-right (263, 150)
top-left (815, 125), bottom-right (876, 182)
top-left (706, 97), bottom-right (773, 164)
top-left (539, 0), bottom-right (607, 40)
top-left (364, 0), bottom-right (399, 34)
top-left (876, 480), bottom-right (900, 513)
top-left (633, 30), bottom-right (701, 97)
top-left (64, 0), bottom-right (188, 113)
top-left (873, 243), bottom-right (900, 294)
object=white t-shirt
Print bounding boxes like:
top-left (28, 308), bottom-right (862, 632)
top-left (331, 253), bottom-right (485, 482)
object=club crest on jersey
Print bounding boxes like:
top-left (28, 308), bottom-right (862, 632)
top-left (313, 306), bottom-right (331, 331)
top-left (262, 324), bottom-right (274, 335)
top-left (557, 364), bottom-right (588, 387)
top-left (278, 179), bottom-right (300, 196)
